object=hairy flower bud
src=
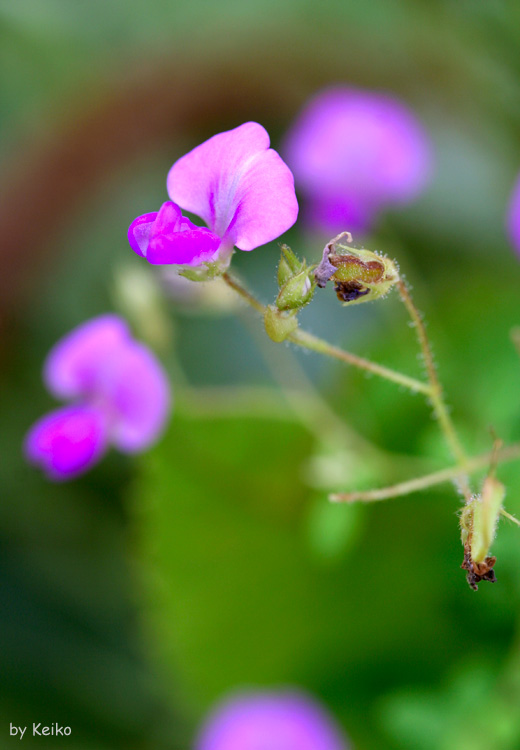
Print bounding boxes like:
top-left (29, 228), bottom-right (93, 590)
top-left (275, 246), bottom-right (315, 312)
top-left (315, 232), bottom-right (398, 305)
top-left (277, 269), bottom-right (315, 311)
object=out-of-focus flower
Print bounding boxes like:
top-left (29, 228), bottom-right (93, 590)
top-left (160, 270), bottom-right (240, 313)
top-left (25, 315), bottom-right (170, 480)
top-left (284, 87), bottom-right (432, 235)
top-left (112, 262), bottom-right (173, 351)
top-left (507, 174), bottom-right (520, 254)
top-left (195, 690), bottom-right (348, 750)
top-left (128, 122), bottom-right (298, 276)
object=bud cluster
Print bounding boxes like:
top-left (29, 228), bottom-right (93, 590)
top-left (264, 246), bottom-right (316, 342)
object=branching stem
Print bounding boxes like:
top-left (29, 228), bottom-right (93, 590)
top-left (222, 271), bottom-right (430, 395)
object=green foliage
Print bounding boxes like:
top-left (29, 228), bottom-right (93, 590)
top-left (304, 495), bottom-right (364, 563)
top-left (134, 263), bottom-right (520, 748)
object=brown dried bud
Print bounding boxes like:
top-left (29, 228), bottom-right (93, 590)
top-left (314, 232), bottom-right (398, 305)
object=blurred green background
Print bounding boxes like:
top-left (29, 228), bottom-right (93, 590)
top-left (2, 1), bottom-right (520, 748)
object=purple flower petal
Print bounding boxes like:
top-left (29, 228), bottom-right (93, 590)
top-left (306, 191), bottom-right (377, 235)
top-left (44, 315), bottom-right (131, 401)
top-left (128, 211), bottom-right (159, 257)
top-left (100, 341), bottom-right (171, 452)
top-left (284, 87), bottom-right (432, 234)
top-left (24, 405), bottom-right (108, 481)
top-left (167, 122), bottom-right (299, 251)
top-left (195, 691), bottom-right (348, 750)
top-left (129, 201), bottom-right (221, 266)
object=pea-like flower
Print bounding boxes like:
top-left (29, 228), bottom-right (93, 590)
top-left (24, 315), bottom-right (170, 480)
top-left (195, 690), bottom-right (348, 750)
top-left (128, 122), bottom-right (299, 276)
top-left (284, 87), bottom-right (432, 235)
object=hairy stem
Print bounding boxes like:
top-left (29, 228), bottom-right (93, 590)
top-left (331, 442), bottom-right (520, 503)
top-left (288, 328), bottom-right (431, 394)
top-left (397, 278), bottom-right (471, 497)
top-left (222, 271), bottom-right (264, 313)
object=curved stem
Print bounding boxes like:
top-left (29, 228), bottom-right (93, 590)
top-left (288, 328), bottom-right (431, 395)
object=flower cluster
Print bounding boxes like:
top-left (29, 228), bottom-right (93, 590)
top-left (25, 315), bottom-right (170, 480)
top-left (27, 96), bottom-right (438, 482)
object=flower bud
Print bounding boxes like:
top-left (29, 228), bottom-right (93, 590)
top-left (315, 232), bottom-right (398, 305)
top-left (276, 269), bottom-right (315, 311)
top-left (264, 305), bottom-right (298, 342)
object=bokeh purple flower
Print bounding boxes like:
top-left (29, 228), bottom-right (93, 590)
top-left (128, 122), bottom-right (298, 271)
top-left (284, 87), bottom-right (432, 235)
top-left (195, 690), bottom-right (348, 750)
top-left (25, 315), bottom-right (170, 480)
top-left (507, 173), bottom-right (520, 255)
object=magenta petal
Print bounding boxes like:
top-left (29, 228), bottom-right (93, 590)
top-left (152, 200), bottom-right (183, 234)
top-left (195, 691), bottom-right (348, 750)
top-left (128, 212), bottom-right (158, 257)
top-left (147, 226), bottom-right (221, 265)
top-left (24, 405), bottom-right (108, 481)
top-left (44, 315), bottom-right (131, 401)
top-left (101, 342), bottom-right (171, 452)
top-left (167, 122), bottom-right (299, 251)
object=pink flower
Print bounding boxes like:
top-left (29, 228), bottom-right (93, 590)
top-left (195, 691), bottom-right (348, 750)
top-left (128, 122), bottom-right (299, 271)
top-left (284, 87), bottom-right (432, 235)
top-left (24, 315), bottom-right (170, 480)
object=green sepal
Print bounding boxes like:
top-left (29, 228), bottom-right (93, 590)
top-left (264, 305), bottom-right (298, 342)
top-left (471, 477), bottom-right (505, 563)
top-left (178, 249), bottom-right (234, 282)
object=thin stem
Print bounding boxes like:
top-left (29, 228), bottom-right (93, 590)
top-left (222, 271), bottom-right (264, 313)
top-left (397, 278), bottom-right (471, 499)
top-left (222, 271), bottom-right (431, 396)
top-left (500, 508), bottom-right (520, 527)
top-left (288, 328), bottom-right (431, 395)
top-left (331, 441), bottom-right (520, 503)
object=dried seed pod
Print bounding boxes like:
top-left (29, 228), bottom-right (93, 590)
top-left (314, 232), bottom-right (398, 305)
